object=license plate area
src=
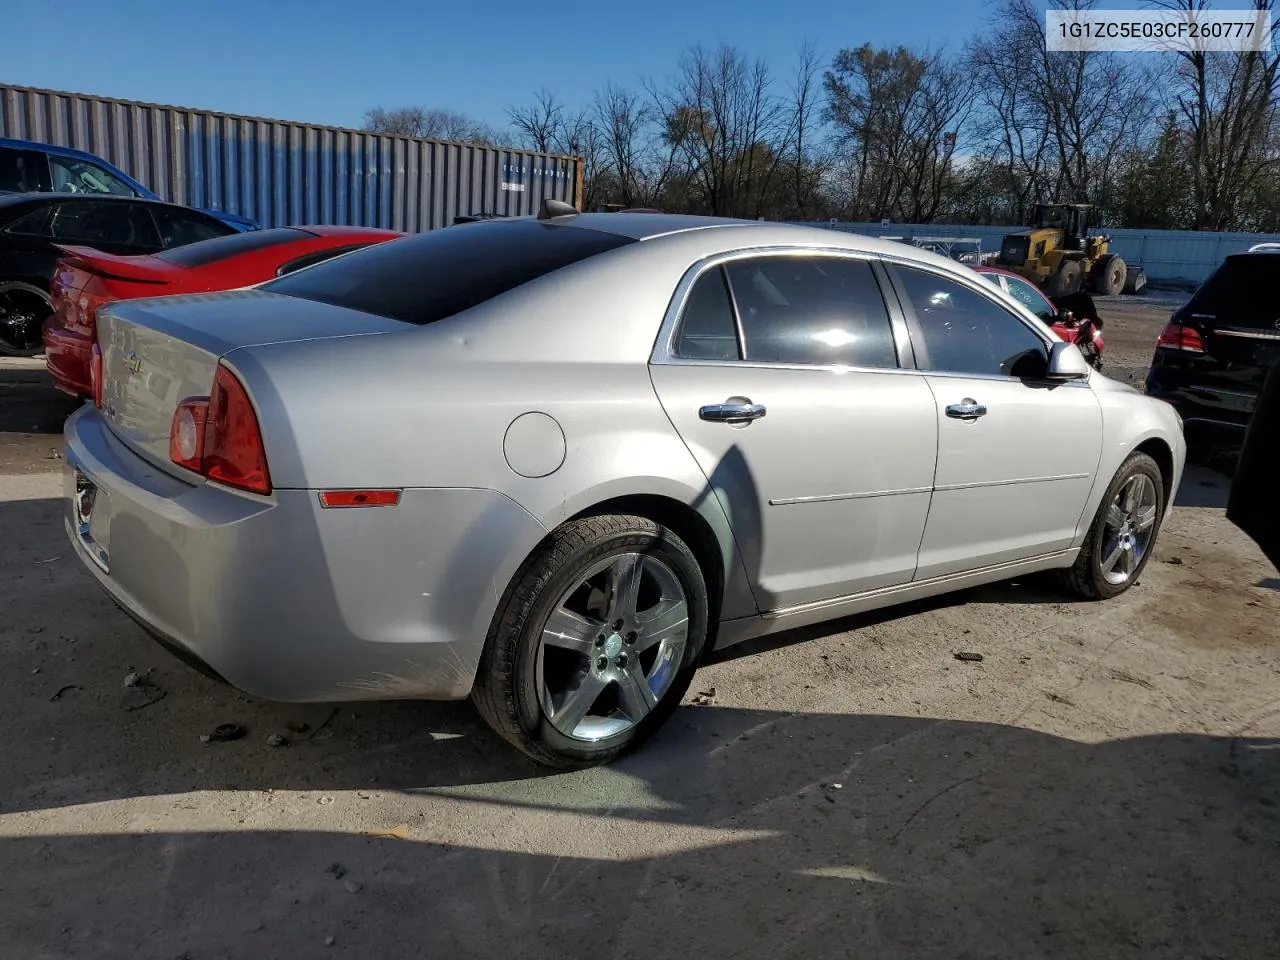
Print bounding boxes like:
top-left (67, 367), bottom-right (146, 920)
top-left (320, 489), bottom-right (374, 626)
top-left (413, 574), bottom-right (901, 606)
top-left (74, 469), bottom-right (110, 572)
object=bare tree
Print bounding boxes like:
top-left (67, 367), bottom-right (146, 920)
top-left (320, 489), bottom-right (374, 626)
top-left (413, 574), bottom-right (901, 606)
top-left (506, 89), bottom-right (565, 153)
top-left (651, 44), bottom-right (790, 216)
top-left (786, 41), bottom-right (825, 219)
top-left (825, 45), bottom-right (975, 222)
top-left (1148, 0), bottom-right (1280, 228)
top-left (363, 106), bottom-right (497, 143)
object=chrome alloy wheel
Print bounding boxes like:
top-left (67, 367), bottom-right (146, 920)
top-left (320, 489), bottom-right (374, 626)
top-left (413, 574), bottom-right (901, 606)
top-left (536, 552), bottom-right (690, 741)
top-left (1100, 473), bottom-right (1159, 585)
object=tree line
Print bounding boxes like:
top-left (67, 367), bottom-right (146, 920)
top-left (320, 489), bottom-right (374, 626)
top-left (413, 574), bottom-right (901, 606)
top-left (364, 0), bottom-right (1280, 231)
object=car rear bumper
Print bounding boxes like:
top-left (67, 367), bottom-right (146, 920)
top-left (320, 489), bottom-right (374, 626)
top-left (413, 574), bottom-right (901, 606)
top-left (1144, 367), bottom-right (1254, 432)
top-left (63, 406), bottom-right (547, 702)
top-left (42, 319), bottom-right (91, 398)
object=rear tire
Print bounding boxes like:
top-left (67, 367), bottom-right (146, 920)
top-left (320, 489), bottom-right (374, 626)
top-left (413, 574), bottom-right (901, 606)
top-left (472, 514), bottom-right (708, 768)
top-left (1091, 255), bottom-right (1127, 296)
top-left (0, 281), bottom-right (52, 357)
top-left (1060, 452), bottom-right (1165, 600)
top-left (1045, 260), bottom-right (1082, 297)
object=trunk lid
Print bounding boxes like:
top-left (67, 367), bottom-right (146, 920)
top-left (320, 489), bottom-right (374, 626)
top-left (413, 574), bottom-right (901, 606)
top-left (98, 289), bottom-right (408, 472)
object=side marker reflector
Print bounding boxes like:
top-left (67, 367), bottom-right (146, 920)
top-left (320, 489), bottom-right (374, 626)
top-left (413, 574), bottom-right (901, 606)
top-left (318, 490), bottom-right (402, 509)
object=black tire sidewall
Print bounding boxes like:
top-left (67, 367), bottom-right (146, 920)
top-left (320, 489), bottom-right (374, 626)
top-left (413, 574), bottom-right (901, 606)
top-left (1086, 454), bottom-right (1165, 599)
top-left (510, 525), bottom-right (708, 763)
top-left (0, 281), bottom-right (52, 357)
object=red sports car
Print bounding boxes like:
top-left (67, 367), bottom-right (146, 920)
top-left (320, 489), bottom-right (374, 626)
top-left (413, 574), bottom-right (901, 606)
top-left (44, 225), bottom-right (404, 398)
top-left (974, 265), bottom-right (1105, 369)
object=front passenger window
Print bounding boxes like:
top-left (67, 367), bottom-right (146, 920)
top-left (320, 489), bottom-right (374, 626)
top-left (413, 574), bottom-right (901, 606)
top-left (896, 266), bottom-right (1049, 379)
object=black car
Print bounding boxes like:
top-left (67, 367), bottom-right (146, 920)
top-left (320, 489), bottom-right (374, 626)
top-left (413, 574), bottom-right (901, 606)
top-left (0, 193), bottom-right (236, 356)
top-left (1145, 249), bottom-right (1280, 452)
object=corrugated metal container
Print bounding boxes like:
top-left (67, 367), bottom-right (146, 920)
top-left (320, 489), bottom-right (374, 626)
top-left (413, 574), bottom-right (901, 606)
top-left (796, 220), bottom-right (1280, 285)
top-left (0, 83), bottom-right (581, 231)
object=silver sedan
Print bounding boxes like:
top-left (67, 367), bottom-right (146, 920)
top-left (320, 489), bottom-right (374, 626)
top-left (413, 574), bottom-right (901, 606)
top-left (64, 207), bottom-right (1186, 766)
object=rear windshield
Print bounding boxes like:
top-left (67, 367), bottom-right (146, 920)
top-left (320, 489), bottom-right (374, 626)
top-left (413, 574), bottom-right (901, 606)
top-left (261, 220), bottom-right (635, 325)
top-left (155, 227), bottom-right (314, 267)
top-left (1191, 255), bottom-right (1273, 327)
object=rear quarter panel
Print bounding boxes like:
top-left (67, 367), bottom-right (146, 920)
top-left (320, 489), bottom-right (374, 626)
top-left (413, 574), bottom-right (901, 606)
top-left (228, 235), bottom-right (769, 620)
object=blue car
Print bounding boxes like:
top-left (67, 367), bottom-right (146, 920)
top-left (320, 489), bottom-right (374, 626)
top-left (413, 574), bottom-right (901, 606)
top-left (0, 137), bottom-right (260, 232)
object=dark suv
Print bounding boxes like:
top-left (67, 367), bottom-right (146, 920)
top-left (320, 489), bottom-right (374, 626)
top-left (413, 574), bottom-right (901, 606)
top-left (1145, 249), bottom-right (1280, 449)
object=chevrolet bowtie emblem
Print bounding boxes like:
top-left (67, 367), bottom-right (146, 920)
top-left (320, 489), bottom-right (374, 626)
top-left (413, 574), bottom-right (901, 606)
top-left (123, 351), bottom-right (142, 374)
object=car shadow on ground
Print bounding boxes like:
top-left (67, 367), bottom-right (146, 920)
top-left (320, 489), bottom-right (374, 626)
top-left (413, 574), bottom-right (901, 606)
top-left (0, 708), bottom-right (1275, 958)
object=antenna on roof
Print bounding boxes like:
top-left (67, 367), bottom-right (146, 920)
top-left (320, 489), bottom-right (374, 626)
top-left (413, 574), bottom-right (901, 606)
top-left (538, 198), bottom-right (579, 221)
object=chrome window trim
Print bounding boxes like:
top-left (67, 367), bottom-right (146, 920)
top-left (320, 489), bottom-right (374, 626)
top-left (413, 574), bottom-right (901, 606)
top-left (651, 245), bottom-right (914, 373)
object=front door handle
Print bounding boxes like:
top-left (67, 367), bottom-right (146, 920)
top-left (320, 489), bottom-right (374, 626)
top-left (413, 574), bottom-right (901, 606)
top-left (699, 400), bottom-right (767, 424)
top-left (945, 398), bottom-right (987, 420)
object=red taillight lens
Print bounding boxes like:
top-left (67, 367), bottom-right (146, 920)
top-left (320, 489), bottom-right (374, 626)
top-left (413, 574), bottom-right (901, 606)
top-left (90, 342), bottom-right (103, 408)
top-left (167, 364), bottom-right (271, 495)
top-left (203, 364), bottom-right (271, 495)
top-left (1156, 322), bottom-right (1205, 353)
top-left (169, 399), bottom-right (209, 471)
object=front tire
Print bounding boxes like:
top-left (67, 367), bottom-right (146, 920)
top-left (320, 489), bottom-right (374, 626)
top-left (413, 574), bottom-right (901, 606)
top-left (1061, 452), bottom-right (1165, 600)
top-left (1045, 260), bottom-right (1082, 297)
top-left (1091, 255), bottom-right (1127, 296)
top-left (472, 514), bottom-right (709, 768)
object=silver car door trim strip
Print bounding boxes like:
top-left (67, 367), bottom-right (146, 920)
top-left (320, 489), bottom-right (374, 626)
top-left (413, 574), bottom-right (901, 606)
top-left (1215, 328), bottom-right (1280, 341)
top-left (760, 549), bottom-right (1073, 619)
top-left (769, 486), bottom-right (933, 505)
top-left (933, 472), bottom-right (1090, 493)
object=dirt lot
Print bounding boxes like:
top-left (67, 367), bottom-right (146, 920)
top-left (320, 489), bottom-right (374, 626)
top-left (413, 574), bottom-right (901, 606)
top-left (1, 298), bottom-right (1277, 960)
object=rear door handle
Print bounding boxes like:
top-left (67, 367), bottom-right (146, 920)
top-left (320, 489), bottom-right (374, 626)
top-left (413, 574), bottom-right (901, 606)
top-left (699, 401), bottom-right (767, 424)
top-left (945, 398), bottom-right (987, 420)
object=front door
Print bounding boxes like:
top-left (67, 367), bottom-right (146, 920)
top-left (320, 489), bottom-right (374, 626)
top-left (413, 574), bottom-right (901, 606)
top-left (649, 252), bottom-right (938, 613)
top-left (885, 262), bottom-right (1103, 580)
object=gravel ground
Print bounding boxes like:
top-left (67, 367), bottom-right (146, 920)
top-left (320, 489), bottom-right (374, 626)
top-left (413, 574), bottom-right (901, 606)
top-left (1, 327), bottom-right (1277, 959)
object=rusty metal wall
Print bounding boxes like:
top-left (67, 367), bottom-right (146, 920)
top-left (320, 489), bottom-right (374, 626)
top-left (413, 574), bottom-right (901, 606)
top-left (0, 84), bottom-right (580, 231)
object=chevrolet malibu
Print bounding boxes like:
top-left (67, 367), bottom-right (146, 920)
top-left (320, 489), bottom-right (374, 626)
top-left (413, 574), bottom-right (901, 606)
top-left (64, 207), bottom-right (1186, 767)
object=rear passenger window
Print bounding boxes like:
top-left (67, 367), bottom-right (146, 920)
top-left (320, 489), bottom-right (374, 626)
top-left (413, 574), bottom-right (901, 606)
top-left (674, 267), bottom-right (740, 360)
top-left (724, 256), bottom-right (898, 368)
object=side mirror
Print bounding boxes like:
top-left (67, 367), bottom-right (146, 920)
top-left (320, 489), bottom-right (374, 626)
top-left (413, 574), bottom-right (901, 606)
top-left (1046, 341), bottom-right (1092, 380)
top-left (1056, 307), bottom-right (1073, 323)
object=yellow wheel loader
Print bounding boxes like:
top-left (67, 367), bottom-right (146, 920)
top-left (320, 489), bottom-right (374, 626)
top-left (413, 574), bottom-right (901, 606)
top-left (996, 204), bottom-right (1129, 297)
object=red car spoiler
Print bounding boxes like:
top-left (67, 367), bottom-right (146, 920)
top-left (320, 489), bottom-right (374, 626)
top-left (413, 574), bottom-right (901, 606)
top-left (53, 245), bottom-right (170, 284)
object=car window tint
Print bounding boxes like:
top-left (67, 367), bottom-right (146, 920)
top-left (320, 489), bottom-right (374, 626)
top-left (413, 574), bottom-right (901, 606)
top-left (897, 265), bottom-right (1049, 378)
top-left (1004, 275), bottom-right (1055, 320)
top-left (47, 155), bottom-right (137, 197)
top-left (149, 206), bottom-right (236, 249)
top-left (0, 148), bottom-right (51, 193)
top-left (674, 267), bottom-right (740, 360)
top-left (47, 201), bottom-right (159, 247)
top-left (262, 220), bottom-right (635, 326)
top-left (155, 227), bottom-right (310, 266)
top-left (724, 256), bottom-right (898, 368)
top-left (3, 206), bottom-right (52, 236)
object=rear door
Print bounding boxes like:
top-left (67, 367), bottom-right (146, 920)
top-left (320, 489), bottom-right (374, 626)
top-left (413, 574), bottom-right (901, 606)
top-left (649, 251), bottom-right (938, 612)
top-left (1186, 255), bottom-right (1280, 415)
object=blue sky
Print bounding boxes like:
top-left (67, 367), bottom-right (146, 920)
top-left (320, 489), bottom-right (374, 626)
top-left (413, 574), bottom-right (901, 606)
top-left (3, 0), bottom-right (993, 133)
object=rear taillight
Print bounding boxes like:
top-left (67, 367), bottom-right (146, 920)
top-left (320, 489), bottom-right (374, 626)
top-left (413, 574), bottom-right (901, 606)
top-left (1156, 322), bottom-right (1205, 353)
top-left (90, 342), bottom-right (103, 409)
top-left (169, 399), bottom-right (208, 471)
top-left (168, 364), bottom-right (271, 495)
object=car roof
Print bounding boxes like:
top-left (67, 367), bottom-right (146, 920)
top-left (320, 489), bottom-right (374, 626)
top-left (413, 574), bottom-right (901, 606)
top-left (0, 191), bottom-right (188, 210)
top-left (545, 212), bottom-right (973, 270)
top-left (0, 136), bottom-right (113, 165)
